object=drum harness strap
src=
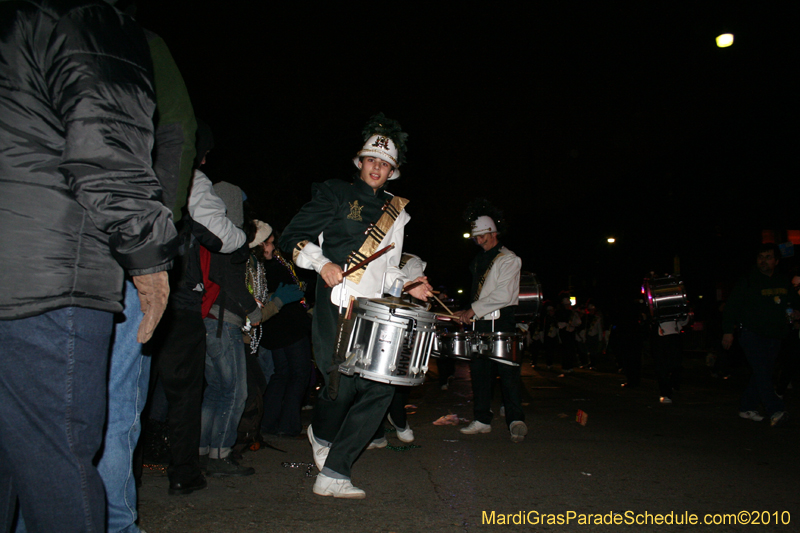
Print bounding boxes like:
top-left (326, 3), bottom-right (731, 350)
top-left (474, 253), bottom-right (504, 302)
top-left (329, 196), bottom-right (408, 400)
top-left (472, 253), bottom-right (504, 335)
top-left (345, 195), bottom-right (409, 285)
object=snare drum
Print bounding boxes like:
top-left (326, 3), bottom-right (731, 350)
top-left (475, 332), bottom-right (523, 366)
top-left (643, 275), bottom-right (689, 321)
top-left (338, 298), bottom-right (437, 386)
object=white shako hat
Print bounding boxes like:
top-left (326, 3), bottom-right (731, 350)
top-left (353, 134), bottom-right (401, 180)
top-left (470, 216), bottom-right (497, 237)
top-left (352, 113), bottom-right (407, 180)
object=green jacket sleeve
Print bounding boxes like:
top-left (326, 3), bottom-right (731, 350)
top-left (147, 32), bottom-right (197, 222)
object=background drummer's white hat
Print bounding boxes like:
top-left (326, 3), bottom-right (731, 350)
top-left (353, 134), bottom-right (401, 179)
top-left (470, 216), bottom-right (497, 237)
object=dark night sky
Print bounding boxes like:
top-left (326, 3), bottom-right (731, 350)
top-left (135, 2), bottom-right (797, 314)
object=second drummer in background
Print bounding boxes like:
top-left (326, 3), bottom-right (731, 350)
top-left (453, 202), bottom-right (527, 443)
top-left (279, 114), bottom-right (432, 499)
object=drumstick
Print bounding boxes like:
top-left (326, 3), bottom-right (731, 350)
top-left (342, 243), bottom-right (395, 278)
top-left (403, 280), bottom-right (423, 292)
top-left (431, 293), bottom-right (454, 316)
top-left (325, 243), bottom-right (395, 288)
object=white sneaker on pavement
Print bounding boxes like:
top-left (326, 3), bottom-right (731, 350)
top-left (307, 424), bottom-right (329, 470)
top-left (388, 413), bottom-right (415, 443)
top-left (739, 410), bottom-right (764, 422)
top-left (367, 436), bottom-right (387, 449)
top-left (313, 473), bottom-right (366, 499)
top-left (460, 420), bottom-right (491, 435)
top-left (509, 420), bottom-right (527, 443)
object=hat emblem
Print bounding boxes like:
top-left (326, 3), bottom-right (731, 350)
top-left (371, 136), bottom-right (391, 150)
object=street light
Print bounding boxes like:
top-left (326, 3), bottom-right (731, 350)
top-left (607, 237), bottom-right (616, 244)
top-left (463, 233), bottom-right (471, 239)
top-left (716, 33), bottom-right (734, 48)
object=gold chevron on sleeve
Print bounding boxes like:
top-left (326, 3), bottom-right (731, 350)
top-left (292, 240), bottom-right (310, 264)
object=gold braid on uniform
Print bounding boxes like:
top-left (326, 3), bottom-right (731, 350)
top-left (346, 195), bottom-right (409, 284)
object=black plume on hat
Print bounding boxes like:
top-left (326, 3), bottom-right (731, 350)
top-left (361, 113), bottom-right (408, 166)
top-left (463, 198), bottom-right (507, 234)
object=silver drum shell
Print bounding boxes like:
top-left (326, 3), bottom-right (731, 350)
top-left (338, 298), bottom-right (437, 386)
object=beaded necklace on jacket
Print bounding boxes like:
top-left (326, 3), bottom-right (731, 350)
top-left (274, 249), bottom-right (308, 309)
top-left (245, 255), bottom-right (269, 354)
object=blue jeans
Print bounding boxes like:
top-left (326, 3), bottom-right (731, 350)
top-left (97, 280), bottom-right (150, 533)
top-left (738, 330), bottom-right (785, 416)
top-left (0, 307), bottom-right (112, 533)
top-left (201, 319), bottom-right (248, 452)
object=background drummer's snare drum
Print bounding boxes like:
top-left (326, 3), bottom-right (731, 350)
top-left (643, 275), bottom-right (689, 321)
top-left (475, 332), bottom-right (522, 366)
top-left (338, 298), bottom-right (437, 386)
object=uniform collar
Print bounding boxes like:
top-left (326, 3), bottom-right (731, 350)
top-left (353, 176), bottom-right (389, 199)
top-left (483, 242), bottom-right (503, 256)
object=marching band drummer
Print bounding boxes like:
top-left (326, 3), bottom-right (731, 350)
top-left (452, 205), bottom-right (528, 443)
top-left (279, 114), bottom-right (432, 499)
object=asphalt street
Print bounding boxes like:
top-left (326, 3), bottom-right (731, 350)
top-left (138, 354), bottom-right (799, 533)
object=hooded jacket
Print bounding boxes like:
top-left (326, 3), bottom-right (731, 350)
top-left (0, 0), bottom-right (178, 319)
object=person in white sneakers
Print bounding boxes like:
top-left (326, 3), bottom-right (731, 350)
top-left (453, 206), bottom-right (527, 443)
top-left (280, 115), bottom-right (432, 499)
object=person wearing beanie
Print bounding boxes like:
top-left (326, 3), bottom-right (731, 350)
top-left (241, 223), bottom-right (309, 440)
top-left (280, 114), bottom-right (432, 499)
top-left (453, 209), bottom-right (527, 443)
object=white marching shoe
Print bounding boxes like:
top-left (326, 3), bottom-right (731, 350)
top-left (388, 413), bottom-right (415, 443)
top-left (509, 420), bottom-right (528, 443)
top-left (307, 424), bottom-right (329, 470)
top-left (460, 420), bottom-right (491, 434)
top-left (313, 473), bottom-right (366, 499)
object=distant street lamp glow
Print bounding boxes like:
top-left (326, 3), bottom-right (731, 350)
top-left (716, 33), bottom-right (734, 48)
top-left (457, 289), bottom-right (464, 294)
top-left (607, 237), bottom-right (616, 243)
top-left (463, 233), bottom-right (471, 239)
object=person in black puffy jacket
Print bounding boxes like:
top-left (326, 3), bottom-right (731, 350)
top-left (0, 1), bottom-right (177, 531)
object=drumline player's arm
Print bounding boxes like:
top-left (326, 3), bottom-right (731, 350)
top-left (405, 276), bottom-right (433, 301)
top-left (279, 182), bottom-right (339, 282)
top-left (399, 255), bottom-right (432, 301)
